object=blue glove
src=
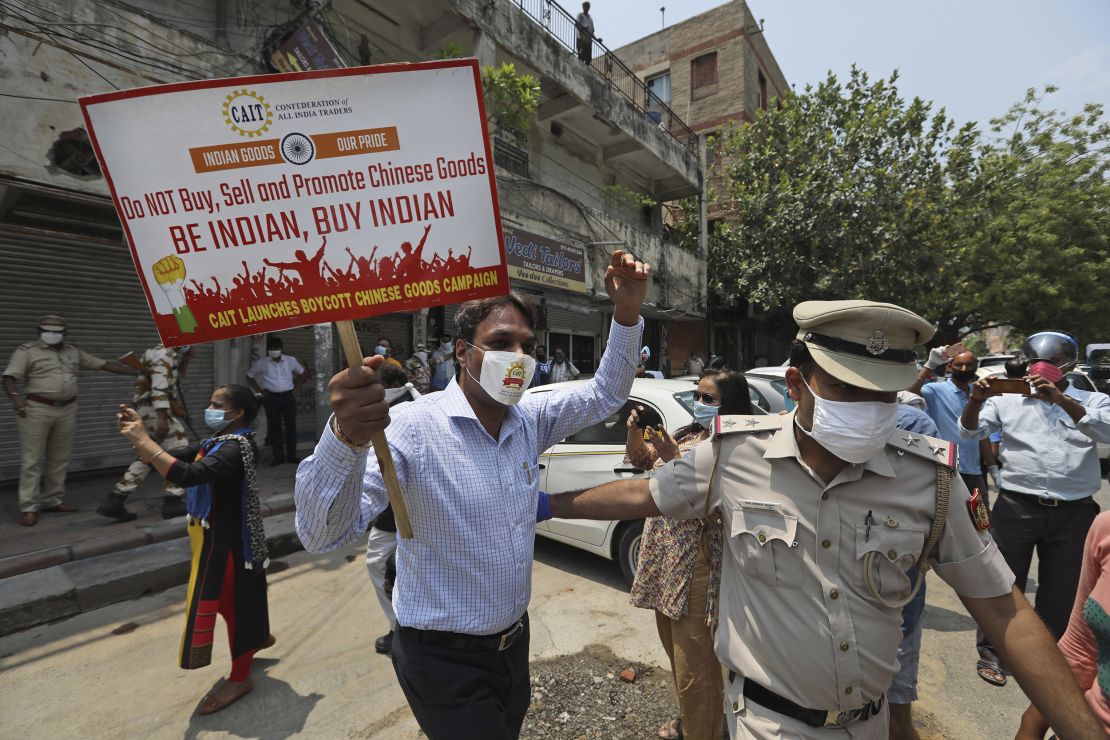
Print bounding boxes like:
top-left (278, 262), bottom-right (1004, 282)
top-left (535, 491), bottom-right (553, 523)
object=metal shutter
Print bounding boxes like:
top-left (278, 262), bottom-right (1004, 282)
top-left (0, 226), bottom-right (215, 480)
top-left (545, 306), bottom-right (603, 335)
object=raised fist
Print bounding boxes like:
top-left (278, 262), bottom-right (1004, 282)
top-left (153, 254), bottom-right (187, 285)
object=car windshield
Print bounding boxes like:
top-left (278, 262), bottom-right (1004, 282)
top-left (673, 390), bottom-right (699, 418)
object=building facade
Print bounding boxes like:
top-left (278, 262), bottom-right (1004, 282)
top-left (615, 0), bottom-right (789, 370)
top-left (0, 0), bottom-right (704, 478)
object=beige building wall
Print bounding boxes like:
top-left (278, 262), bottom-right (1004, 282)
top-left (614, 0), bottom-right (788, 222)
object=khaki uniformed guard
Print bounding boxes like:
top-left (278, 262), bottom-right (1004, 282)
top-left (98, 343), bottom-right (193, 522)
top-left (551, 300), bottom-right (1102, 739)
top-left (2, 315), bottom-right (137, 526)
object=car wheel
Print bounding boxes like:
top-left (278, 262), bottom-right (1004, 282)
top-left (616, 520), bottom-right (644, 586)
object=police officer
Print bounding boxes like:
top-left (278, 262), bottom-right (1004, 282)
top-left (550, 301), bottom-right (1101, 739)
top-left (98, 343), bottom-right (192, 522)
top-left (3, 315), bottom-right (137, 526)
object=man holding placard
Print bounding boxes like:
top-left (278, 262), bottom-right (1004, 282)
top-left (295, 250), bottom-right (649, 739)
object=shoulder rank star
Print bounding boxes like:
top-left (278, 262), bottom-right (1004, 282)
top-left (967, 488), bottom-right (990, 531)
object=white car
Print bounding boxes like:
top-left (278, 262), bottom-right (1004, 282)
top-left (529, 378), bottom-right (765, 584)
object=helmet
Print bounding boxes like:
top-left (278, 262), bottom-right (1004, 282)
top-left (1021, 332), bottom-right (1078, 369)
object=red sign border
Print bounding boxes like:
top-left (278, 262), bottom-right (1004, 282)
top-left (78, 58), bottom-right (509, 346)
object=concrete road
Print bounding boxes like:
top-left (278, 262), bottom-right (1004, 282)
top-left (0, 538), bottom-right (670, 740)
top-left (3, 476), bottom-right (1107, 739)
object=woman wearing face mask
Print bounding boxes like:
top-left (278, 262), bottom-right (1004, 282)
top-left (117, 384), bottom-right (273, 715)
top-left (624, 370), bottom-right (752, 740)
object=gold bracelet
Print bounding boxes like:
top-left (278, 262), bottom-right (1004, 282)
top-left (332, 416), bottom-right (370, 451)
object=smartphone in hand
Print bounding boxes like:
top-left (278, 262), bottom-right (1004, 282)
top-left (986, 377), bottom-right (1031, 396)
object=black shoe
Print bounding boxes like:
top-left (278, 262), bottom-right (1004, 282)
top-left (97, 493), bottom-right (138, 523)
top-left (374, 631), bottom-right (393, 655)
top-left (161, 496), bottom-right (188, 519)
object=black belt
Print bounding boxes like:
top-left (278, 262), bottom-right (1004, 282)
top-left (734, 673), bottom-right (884, 729)
top-left (1001, 489), bottom-right (1093, 508)
top-left (264, 389), bottom-right (294, 395)
top-left (400, 614), bottom-right (527, 652)
top-left (25, 394), bottom-right (76, 407)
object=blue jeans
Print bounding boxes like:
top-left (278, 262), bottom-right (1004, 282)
top-left (888, 565), bottom-right (926, 704)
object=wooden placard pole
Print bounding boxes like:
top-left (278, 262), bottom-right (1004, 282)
top-left (336, 320), bottom-right (414, 539)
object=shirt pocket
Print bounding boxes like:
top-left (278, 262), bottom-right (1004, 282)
top-left (730, 507), bottom-right (802, 590)
top-left (854, 525), bottom-right (926, 602)
top-left (1056, 414), bottom-right (1093, 448)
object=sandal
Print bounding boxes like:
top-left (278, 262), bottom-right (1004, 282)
top-left (976, 658), bottom-right (1007, 687)
top-left (657, 717), bottom-right (683, 740)
top-left (197, 677), bottom-right (254, 715)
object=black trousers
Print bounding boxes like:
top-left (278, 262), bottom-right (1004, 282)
top-left (262, 390), bottom-right (297, 462)
top-left (391, 618), bottom-right (531, 740)
top-left (977, 490), bottom-right (1099, 664)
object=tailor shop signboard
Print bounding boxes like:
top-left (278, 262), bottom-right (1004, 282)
top-left (78, 60), bottom-right (508, 347)
top-left (502, 226), bottom-right (587, 294)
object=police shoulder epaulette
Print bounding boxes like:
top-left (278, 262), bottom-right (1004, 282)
top-left (887, 428), bottom-right (956, 468)
top-left (715, 414), bottom-right (781, 435)
top-left (16, 341), bottom-right (38, 350)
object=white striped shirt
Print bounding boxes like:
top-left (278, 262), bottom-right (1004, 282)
top-left (294, 318), bottom-right (643, 634)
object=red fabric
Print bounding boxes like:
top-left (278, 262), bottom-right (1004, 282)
top-left (217, 552), bottom-right (255, 682)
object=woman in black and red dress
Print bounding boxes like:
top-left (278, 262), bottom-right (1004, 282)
top-left (118, 383), bottom-right (272, 715)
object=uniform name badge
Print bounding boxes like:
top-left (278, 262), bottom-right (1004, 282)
top-left (967, 488), bottom-right (990, 531)
top-left (736, 499), bottom-right (782, 514)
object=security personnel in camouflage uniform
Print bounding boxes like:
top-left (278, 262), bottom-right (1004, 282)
top-left (99, 343), bottom-right (192, 521)
top-left (551, 300), bottom-right (1102, 739)
top-left (3, 315), bottom-right (137, 526)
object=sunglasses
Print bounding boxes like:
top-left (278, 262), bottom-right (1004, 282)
top-left (692, 392), bottom-right (719, 404)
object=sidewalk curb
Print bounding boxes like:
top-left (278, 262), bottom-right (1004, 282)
top-left (0, 511), bottom-right (304, 638)
top-left (0, 494), bottom-right (296, 580)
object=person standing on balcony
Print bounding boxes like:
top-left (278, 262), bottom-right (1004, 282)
top-left (576, 1), bottom-right (594, 63)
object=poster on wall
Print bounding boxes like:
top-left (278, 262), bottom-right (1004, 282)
top-left (79, 59), bottom-right (508, 347)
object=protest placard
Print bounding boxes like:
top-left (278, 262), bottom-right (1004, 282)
top-left (80, 59), bottom-right (510, 538)
top-left (79, 59), bottom-right (508, 348)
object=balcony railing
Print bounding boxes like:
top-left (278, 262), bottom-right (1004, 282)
top-left (512, 0), bottom-right (699, 155)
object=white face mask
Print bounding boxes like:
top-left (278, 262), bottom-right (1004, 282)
top-left (40, 331), bottom-right (64, 345)
top-left (465, 343), bottom-right (537, 406)
top-left (268, 350), bottom-right (282, 359)
top-left (796, 375), bottom-right (896, 464)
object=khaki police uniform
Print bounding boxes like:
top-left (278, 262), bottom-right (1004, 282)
top-left (646, 300), bottom-right (1016, 739)
top-left (4, 338), bottom-right (106, 512)
top-left (112, 345), bottom-right (189, 499)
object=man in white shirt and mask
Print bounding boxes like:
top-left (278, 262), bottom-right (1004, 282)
top-left (247, 336), bottom-right (306, 466)
top-left (549, 348), bottom-right (581, 384)
top-left (295, 250), bottom-right (649, 739)
top-left (428, 332), bottom-right (455, 391)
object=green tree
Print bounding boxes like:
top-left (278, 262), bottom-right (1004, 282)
top-left (962, 89), bottom-right (1110, 344)
top-left (481, 63), bottom-right (540, 143)
top-left (712, 69), bottom-right (1110, 345)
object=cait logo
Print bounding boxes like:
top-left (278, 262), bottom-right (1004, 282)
top-left (223, 89), bottom-right (272, 138)
top-left (502, 361), bottom-right (527, 388)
